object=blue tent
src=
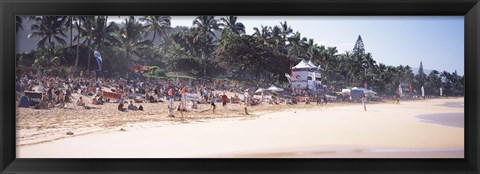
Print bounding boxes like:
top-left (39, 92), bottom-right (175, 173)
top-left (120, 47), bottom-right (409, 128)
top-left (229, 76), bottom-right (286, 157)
top-left (18, 96), bottom-right (30, 108)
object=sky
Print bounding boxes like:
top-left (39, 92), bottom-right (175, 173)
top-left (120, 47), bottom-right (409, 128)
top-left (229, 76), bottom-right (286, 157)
top-left (80, 16), bottom-right (466, 75)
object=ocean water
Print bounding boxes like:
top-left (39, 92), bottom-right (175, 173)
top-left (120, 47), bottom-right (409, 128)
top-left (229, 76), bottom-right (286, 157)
top-left (440, 102), bottom-right (464, 108)
top-left (415, 113), bottom-right (464, 128)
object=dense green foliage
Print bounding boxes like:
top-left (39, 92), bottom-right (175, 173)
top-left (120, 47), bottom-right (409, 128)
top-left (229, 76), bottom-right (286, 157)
top-left (16, 16), bottom-right (464, 96)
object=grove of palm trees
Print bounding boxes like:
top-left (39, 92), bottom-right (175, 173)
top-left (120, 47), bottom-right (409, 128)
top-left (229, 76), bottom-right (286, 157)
top-left (16, 16), bottom-right (464, 97)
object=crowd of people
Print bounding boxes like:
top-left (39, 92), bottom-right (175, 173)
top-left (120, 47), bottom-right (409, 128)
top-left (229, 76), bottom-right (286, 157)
top-left (17, 68), bottom-right (407, 116)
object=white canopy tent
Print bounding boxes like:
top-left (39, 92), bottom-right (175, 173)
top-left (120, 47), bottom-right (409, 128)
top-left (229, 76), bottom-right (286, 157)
top-left (293, 59), bottom-right (317, 69)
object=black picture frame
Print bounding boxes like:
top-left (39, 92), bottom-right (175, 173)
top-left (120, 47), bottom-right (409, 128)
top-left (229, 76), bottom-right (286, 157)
top-left (1, 0), bottom-right (479, 173)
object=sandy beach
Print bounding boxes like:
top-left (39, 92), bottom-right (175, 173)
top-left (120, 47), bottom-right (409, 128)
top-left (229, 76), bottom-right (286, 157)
top-left (16, 97), bottom-right (464, 158)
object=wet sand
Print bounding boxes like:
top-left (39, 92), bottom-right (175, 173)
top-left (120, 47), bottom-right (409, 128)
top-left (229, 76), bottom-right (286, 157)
top-left (415, 113), bottom-right (464, 128)
top-left (17, 98), bottom-right (464, 158)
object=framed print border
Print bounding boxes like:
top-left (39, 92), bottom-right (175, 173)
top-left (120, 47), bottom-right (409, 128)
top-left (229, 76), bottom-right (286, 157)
top-left (1, 0), bottom-right (479, 173)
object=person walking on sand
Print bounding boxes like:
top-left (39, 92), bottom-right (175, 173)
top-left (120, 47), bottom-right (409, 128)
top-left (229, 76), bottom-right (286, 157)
top-left (244, 90), bottom-right (250, 115)
top-left (361, 94), bottom-right (367, 111)
top-left (210, 100), bottom-right (216, 114)
top-left (323, 94), bottom-right (328, 107)
top-left (395, 91), bottom-right (400, 104)
top-left (316, 94), bottom-right (321, 106)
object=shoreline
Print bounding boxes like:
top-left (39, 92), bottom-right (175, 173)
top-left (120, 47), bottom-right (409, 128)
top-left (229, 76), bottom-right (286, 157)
top-left (17, 97), bottom-right (464, 158)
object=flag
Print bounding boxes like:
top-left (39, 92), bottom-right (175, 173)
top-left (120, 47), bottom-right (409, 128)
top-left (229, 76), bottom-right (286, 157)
top-left (93, 51), bottom-right (103, 71)
top-left (168, 88), bottom-right (173, 96)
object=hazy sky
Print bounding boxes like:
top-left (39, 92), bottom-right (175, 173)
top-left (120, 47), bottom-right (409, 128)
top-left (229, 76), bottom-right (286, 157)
top-left (106, 16), bottom-right (465, 75)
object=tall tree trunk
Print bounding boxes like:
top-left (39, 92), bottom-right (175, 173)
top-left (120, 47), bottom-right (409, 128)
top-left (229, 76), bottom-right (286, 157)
top-left (87, 28), bottom-right (92, 71)
top-left (70, 17), bottom-right (73, 47)
top-left (74, 20), bottom-right (80, 75)
top-left (152, 31), bottom-right (157, 45)
top-left (203, 31), bottom-right (207, 78)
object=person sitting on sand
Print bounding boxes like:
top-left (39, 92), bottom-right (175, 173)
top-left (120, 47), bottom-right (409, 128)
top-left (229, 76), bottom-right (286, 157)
top-left (118, 101), bottom-right (127, 112)
top-left (76, 96), bottom-right (85, 107)
top-left (34, 95), bottom-right (49, 109)
top-left (92, 97), bottom-right (98, 105)
top-left (189, 100), bottom-right (198, 110)
top-left (97, 96), bottom-right (105, 105)
top-left (128, 101), bottom-right (138, 111)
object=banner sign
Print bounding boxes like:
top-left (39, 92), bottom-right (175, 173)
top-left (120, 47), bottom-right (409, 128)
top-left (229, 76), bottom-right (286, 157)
top-left (25, 91), bottom-right (43, 106)
top-left (185, 93), bottom-right (200, 101)
top-left (102, 91), bottom-right (121, 99)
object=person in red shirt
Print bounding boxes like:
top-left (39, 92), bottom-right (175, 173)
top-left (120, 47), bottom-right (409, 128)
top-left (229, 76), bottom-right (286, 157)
top-left (221, 92), bottom-right (228, 108)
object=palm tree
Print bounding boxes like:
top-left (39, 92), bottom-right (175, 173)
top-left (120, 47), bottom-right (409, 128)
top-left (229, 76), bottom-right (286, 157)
top-left (91, 16), bottom-right (120, 51)
top-left (323, 46), bottom-right (338, 83)
top-left (219, 16), bottom-right (245, 36)
top-left (140, 16), bottom-right (171, 45)
top-left (117, 16), bottom-right (151, 64)
top-left (63, 16), bottom-right (75, 47)
top-left (27, 16), bottom-right (66, 66)
top-left (192, 16), bottom-right (220, 78)
top-left (28, 16), bottom-right (68, 63)
top-left (287, 31), bottom-right (307, 63)
top-left (76, 16), bottom-right (96, 71)
top-left (72, 16), bottom-right (84, 73)
top-left (279, 21), bottom-right (293, 46)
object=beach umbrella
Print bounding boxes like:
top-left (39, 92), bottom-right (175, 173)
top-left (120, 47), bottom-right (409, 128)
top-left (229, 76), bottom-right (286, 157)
top-left (267, 85), bottom-right (284, 92)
